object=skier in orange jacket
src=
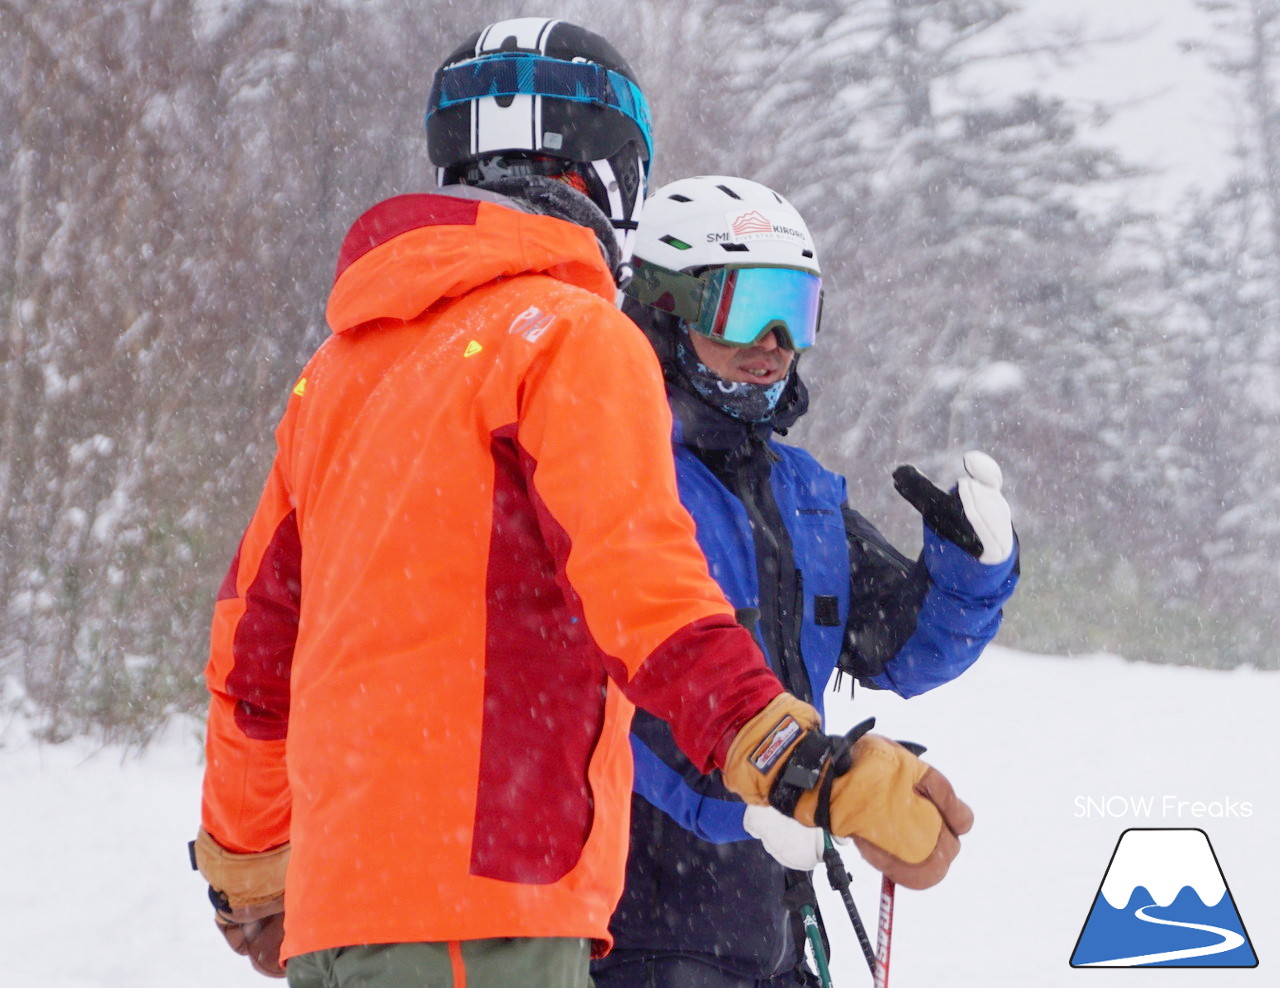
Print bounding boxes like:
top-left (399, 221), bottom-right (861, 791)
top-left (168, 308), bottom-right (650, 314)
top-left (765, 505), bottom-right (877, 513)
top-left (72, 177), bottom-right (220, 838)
top-left (192, 19), bottom-right (973, 987)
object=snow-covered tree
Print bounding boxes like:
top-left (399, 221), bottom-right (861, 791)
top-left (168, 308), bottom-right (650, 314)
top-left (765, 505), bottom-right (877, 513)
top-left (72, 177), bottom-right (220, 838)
top-left (0, 0), bottom-right (478, 739)
top-left (1159, 0), bottom-right (1280, 655)
top-left (6, 0), bottom-right (1276, 743)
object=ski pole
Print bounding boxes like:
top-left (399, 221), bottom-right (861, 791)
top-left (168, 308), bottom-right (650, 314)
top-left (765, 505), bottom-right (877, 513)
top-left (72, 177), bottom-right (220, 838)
top-left (783, 872), bottom-right (834, 988)
top-left (822, 832), bottom-right (876, 975)
top-left (868, 739), bottom-right (920, 987)
top-left (874, 876), bottom-right (895, 988)
top-left (800, 901), bottom-right (835, 988)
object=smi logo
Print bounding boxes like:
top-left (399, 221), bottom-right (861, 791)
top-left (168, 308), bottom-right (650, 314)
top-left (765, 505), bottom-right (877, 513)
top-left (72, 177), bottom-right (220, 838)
top-left (1070, 828), bottom-right (1257, 968)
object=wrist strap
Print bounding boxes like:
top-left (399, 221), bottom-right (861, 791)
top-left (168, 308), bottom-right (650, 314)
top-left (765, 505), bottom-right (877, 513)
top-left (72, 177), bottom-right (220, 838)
top-left (769, 729), bottom-right (834, 816)
top-left (772, 717), bottom-right (877, 827)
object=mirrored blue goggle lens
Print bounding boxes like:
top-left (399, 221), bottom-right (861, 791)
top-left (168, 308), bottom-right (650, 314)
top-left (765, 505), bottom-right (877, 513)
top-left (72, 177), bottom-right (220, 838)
top-left (694, 267), bottom-right (822, 351)
top-left (429, 53), bottom-right (655, 166)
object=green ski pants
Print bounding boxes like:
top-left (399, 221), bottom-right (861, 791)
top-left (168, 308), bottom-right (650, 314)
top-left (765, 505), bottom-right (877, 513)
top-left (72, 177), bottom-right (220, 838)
top-left (286, 936), bottom-right (592, 988)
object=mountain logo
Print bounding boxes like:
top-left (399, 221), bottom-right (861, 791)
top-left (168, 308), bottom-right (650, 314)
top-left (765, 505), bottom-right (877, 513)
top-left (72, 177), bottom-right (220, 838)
top-left (729, 210), bottom-right (773, 237)
top-left (1070, 828), bottom-right (1257, 968)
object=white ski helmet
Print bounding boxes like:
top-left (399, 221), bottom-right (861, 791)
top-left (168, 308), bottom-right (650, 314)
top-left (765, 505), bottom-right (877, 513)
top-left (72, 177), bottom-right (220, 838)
top-left (632, 176), bottom-right (819, 274)
top-left (626, 176), bottom-right (823, 350)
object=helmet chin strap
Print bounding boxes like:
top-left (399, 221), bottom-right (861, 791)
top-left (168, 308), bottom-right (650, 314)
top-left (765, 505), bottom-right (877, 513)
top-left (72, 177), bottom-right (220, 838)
top-left (473, 175), bottom-right (624, 283)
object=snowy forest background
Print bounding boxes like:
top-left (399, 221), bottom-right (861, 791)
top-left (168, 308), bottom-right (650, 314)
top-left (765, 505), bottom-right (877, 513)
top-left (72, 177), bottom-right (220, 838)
top-left (3, 0), bottom-right (1279, 745)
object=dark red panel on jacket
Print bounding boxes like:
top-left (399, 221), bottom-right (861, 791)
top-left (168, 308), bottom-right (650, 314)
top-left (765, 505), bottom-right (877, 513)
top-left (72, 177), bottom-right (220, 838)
top-left (333, 194), bottom-right (481, 283)
top-left (228, 510), bottom-right (301, 741)
top-left (471, 426), bottom-right (608, 884)
top-left (216, 546), bottom-right (242, 602)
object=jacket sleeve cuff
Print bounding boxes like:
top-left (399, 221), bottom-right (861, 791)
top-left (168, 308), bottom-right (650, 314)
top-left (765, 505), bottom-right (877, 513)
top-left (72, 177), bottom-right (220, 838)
top-left (922, 526), bottom-right (1019, 600)
top-left (620, 614), bottom-right (784, 774)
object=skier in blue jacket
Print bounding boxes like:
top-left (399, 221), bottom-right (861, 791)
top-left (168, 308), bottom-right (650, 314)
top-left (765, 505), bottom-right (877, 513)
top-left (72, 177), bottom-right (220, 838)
top-left (591, 176), bottom-right (1020, 988)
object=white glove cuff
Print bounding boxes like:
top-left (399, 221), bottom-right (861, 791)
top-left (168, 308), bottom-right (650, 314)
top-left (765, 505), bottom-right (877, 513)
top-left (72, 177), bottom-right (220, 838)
top-left (743, 804), bottom-right (828, 871)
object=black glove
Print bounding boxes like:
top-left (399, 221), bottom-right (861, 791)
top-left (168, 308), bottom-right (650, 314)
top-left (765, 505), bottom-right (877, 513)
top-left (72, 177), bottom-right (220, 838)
top-left (893, 450), bottom-right (1014, 564)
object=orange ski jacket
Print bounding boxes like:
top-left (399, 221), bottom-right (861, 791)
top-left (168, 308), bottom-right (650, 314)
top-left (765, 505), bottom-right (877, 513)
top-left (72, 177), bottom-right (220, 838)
top-left (200, 190), bottom-right (784, 961)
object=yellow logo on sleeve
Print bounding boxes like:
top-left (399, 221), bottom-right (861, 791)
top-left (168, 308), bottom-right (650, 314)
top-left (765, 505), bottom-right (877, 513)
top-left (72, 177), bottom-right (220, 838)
top-left (464, 341), bottom-right (484, 357)
top-left (292, 377), bottom-right (307, 397)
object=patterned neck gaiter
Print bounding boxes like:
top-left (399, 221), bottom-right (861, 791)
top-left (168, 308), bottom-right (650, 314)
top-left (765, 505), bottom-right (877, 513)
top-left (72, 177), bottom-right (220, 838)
top-left (674, 325), bottom-right (789, 423)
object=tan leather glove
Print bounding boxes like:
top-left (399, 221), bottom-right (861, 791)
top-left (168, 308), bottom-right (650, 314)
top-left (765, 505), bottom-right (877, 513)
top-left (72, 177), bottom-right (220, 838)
top-left (191, 828), bottom-right (289, 978)
top-left (721, 695), bottom-right (973, 889)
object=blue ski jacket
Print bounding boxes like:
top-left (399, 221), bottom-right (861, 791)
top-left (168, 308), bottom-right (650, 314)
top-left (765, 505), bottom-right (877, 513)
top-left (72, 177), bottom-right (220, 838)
top-left (601, 360), bottom-right (1019, 982)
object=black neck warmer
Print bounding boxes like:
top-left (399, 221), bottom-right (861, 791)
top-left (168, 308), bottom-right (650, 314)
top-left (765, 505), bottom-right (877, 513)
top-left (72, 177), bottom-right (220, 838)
top-left (474, 175), bottom-right (622, 280)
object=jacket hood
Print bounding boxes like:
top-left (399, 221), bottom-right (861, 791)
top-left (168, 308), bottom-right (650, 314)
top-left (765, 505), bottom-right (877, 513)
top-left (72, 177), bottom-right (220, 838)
top-left (473, 175), bottom-right (622, 278)
top-left (326, 188), bottom-right (617, 335)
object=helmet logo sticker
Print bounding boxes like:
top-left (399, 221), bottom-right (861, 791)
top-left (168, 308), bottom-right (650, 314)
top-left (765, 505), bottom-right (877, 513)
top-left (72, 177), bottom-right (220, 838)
top-left (731, 211), bottom-right (773, 237)
top-left (716, 209), bottom-right (811, 247)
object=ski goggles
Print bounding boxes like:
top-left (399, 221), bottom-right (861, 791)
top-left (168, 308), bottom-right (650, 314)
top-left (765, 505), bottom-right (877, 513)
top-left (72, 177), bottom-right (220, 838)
top-left (628, 259), bottom-right (823, 351)
top-left (427, 52), bottom-right (654, 166)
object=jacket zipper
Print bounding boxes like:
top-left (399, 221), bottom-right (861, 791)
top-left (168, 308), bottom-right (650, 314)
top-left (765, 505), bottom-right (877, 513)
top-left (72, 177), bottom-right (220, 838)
top-left (731, 442), bottom-right (811, 704)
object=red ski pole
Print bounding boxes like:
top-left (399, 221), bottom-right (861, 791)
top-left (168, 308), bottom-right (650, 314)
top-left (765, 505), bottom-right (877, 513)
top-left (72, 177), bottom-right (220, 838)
top-left (873, 876), bottom-right (895, 988)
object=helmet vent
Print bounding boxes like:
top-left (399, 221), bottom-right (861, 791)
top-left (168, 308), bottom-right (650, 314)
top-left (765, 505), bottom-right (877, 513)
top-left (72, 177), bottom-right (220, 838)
top-left (632, 176), bottom-right (819, 277)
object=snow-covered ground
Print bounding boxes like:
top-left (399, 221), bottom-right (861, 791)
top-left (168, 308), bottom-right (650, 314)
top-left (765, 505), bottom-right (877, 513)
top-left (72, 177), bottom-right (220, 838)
top-left (2, 646), bottom-right (1273, 987)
